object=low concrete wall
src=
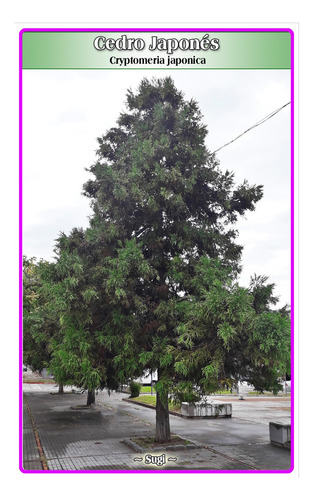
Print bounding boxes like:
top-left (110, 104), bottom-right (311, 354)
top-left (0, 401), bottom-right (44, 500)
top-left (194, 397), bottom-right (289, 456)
top-left (181, 402), bottom-right (232, 418)
top-left (269, 421), bottom-right (291, 449)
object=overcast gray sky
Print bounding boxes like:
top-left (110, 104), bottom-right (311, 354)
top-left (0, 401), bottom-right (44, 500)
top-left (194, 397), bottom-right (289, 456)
top-left (23, 69), bottom-right (291, 307)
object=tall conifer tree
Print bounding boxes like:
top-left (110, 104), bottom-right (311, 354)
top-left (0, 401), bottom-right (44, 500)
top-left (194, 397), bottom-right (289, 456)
top-left (82, 77), bottom-right (266, 441)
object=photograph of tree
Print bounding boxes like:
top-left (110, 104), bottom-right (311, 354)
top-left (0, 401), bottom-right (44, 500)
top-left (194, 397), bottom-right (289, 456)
top-left (22, 38), bottom-right (292, 470)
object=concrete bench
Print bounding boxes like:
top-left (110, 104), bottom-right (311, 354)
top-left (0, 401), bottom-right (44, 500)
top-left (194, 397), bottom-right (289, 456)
top-left (181, 402), bottom-right (232, 418)
top-left (269, 421), bottom-right (291, 449)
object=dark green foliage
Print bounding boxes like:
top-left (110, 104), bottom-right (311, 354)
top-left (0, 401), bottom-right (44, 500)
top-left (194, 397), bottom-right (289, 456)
top-left (249, 274), bottom-right (279, 314)
top-left (22, 256), bottom-right (70, 387)
top-left (84, 77), bottom-right (263, 279)
top-left (46, 232), bottom-right (124, 394)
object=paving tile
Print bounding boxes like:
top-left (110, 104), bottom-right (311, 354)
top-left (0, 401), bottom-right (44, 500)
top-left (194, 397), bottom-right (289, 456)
top-left (22, 389), bottom-right (291, 472)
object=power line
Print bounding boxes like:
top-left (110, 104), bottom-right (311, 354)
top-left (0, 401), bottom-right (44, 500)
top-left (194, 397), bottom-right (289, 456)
top-left (211, 101), bottom-right (290, 155)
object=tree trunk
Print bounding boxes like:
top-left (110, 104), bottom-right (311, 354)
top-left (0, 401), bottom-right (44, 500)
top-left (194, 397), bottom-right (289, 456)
top-left (155, 390), bottom-right (171, 443)
top-left (87, 389), bottom-right (95, 406)
top-left (58, 384), bottom-right (64, 394)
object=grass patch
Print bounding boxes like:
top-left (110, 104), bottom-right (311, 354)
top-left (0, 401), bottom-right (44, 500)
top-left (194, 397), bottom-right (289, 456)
top-left (131, 395), bottom-right (156, 405)
top-left (130, 395), bottom-right (181, 412)
top-left (139, 386), bottom-right (157, 394)
top-left (210, 390), bottom-right (233, 395)
top-left (248, 391), bottom-right (291, 397)
top-left (124, 386), bottom-right (156, 395)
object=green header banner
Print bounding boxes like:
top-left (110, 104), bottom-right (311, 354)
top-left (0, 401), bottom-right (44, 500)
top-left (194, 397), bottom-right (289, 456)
top-left (21, 31), bottom-right (292, 70)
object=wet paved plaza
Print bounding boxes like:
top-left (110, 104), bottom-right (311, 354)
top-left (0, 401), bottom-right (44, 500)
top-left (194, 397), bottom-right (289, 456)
top-left (22, 386), bottom-right (291, 472)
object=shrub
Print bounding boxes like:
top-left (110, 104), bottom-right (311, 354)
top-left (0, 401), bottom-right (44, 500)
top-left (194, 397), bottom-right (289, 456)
top-left (171, 382), bottom-right (201, 405)
top-left (129, 380), bottom-right (142, 398)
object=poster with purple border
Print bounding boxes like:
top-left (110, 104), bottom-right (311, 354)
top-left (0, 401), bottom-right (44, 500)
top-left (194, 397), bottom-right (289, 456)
top-left (20, 28), bottom-right (294, 473)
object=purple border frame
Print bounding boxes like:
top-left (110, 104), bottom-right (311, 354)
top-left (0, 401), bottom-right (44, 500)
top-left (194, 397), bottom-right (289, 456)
top-left (19, 27), bottom-right (295, 475)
